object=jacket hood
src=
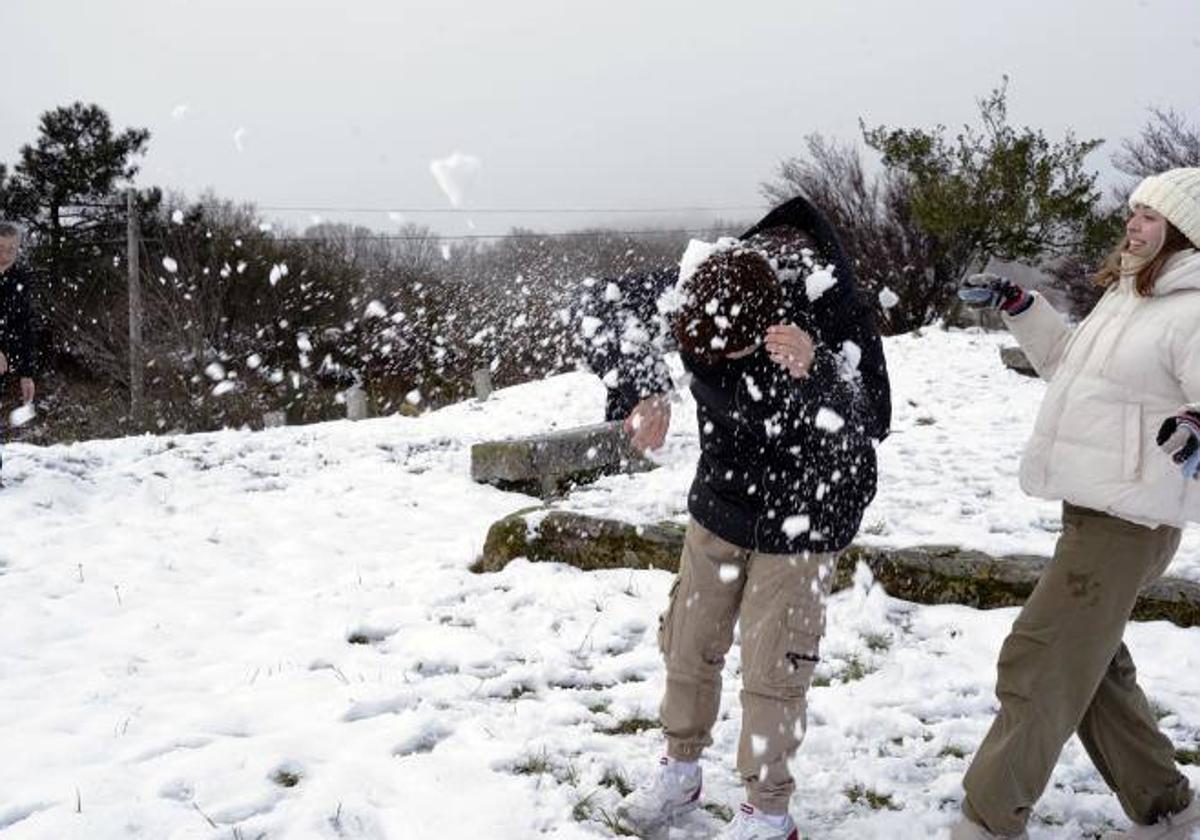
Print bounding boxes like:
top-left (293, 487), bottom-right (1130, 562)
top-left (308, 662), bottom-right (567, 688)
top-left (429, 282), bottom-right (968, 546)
top-left (741, 195), bottom-right (856, 291)
top-left (1153, 248), bottom-right (1200, 296)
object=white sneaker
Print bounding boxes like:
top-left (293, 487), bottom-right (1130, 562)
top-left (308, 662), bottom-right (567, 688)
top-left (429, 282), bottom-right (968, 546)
top-left (948, 816), bottom-right (1028, 839)
top-left (614, 757), bottom-right (701, 835)
top-left (714, 803), bottom-right (799, 840)
top-left (1102, 798), bottom-right (1200, 839)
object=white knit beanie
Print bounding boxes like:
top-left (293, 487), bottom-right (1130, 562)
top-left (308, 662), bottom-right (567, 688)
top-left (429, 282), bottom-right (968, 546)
top-left (1129, 167), bottom-right (1200, 249)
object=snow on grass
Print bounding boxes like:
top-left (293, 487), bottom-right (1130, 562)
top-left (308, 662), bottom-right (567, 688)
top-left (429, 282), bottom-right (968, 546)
top-left (1, 327), bottom-right (1198, 839)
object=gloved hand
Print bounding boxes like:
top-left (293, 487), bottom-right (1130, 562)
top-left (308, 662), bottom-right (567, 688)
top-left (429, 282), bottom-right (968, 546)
top-left (1157, 407), bottom-right (1200, 481)
top-left (957, 273), bottom-right (1034, 315)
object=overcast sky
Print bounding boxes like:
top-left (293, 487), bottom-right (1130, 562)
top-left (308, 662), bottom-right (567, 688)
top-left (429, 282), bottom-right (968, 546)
top-left (3, 0), bottom-right (1199, 237)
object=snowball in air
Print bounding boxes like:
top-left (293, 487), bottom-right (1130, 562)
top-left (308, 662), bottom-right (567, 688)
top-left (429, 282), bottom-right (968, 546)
top-left (429, 151), bottom-right (482, 208)
top-left (815, 407), bottom-right (845, 433)
top-left (805, 268), bottom-right (837, 301)
top-left (782, 515), bottom-right (811, 538)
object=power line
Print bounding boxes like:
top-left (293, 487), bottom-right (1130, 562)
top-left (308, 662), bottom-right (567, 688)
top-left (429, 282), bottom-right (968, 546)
top-left (64, 225), bottom-right (741, 248)
top-left (66, 200), bottom-right (764, 215)
top-left (256, 203), bottom-right (764, 215)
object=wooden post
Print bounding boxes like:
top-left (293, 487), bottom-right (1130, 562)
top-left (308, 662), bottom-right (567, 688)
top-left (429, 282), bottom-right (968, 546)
top-left (127, 189), bottom-right (145, 428)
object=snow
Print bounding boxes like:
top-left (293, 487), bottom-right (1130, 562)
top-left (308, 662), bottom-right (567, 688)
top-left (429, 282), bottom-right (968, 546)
top-left (677, 237), bottom-right (738, 286)
top-left (782, 515), bottom-right (811, 538)
top-left (815, 407), bottom-right (846, 433)
top-left (429, 152), bottom-right (482, 208)
top-left (161, 256), bottom-right (179, 274)
top-left (879, 287), bottom-right (901, 310)
top-left (805, 268), bottom-right (838, 302)
top-left (1, 327), bottom-right (1198, 839)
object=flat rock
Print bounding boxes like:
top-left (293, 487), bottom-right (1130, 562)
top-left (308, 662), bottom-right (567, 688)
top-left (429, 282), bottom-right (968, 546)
top-left (474, 510), bottom-right (1200, 628)
top-left (1000, 346), bottom-right (1037, 377)
top-left (470, 422), bottom-right (655, 499)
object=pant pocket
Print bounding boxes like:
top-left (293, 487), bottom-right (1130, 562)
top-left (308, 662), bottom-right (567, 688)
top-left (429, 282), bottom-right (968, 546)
top-left (657, 578), bottom-right (682, 657)
top-left (754, 606), bottom-right (821, 699)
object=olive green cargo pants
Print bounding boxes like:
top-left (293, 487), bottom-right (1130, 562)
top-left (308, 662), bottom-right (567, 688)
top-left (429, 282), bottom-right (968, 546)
top-left (963, 503), bottom-right (1191, 836)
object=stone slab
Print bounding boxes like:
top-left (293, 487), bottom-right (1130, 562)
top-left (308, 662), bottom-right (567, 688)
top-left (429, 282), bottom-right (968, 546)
top-left (470, 422), bottom-right (655, 499)
top-left (474, 510), bottom-right (1200, 628)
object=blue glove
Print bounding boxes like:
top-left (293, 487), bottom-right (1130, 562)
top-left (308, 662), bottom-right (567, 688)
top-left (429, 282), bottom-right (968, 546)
top-left (1157, 409), bottom-right (1200, 481)
top-left (958, 273), bottom-right (1033, 315)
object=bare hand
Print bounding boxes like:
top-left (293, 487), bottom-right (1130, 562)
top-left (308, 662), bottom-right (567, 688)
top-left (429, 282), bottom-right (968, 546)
top-left (765, 324), bottom-right (815, 379)
top-left (624, 393), bottom-right (671, 452)
top-left (20, 377), bottom-right (35, 404)
top-left (0, 351), bottom-right (8, 375)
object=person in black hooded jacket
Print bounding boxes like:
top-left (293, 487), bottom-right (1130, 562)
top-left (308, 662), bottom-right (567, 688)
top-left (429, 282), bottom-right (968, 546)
top-left (581, 196), bottom-right (890, 553)
top-left (591, 197), bottom-right (890, 838)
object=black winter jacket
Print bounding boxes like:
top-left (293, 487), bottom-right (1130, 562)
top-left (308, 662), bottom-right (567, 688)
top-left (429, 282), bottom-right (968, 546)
top-left (580, 197), bottom-right (890, 554)
top-left (0, 263), bottom-right (37, 378)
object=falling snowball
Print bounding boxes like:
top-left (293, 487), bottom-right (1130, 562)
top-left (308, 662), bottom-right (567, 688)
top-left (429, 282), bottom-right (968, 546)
top-left (782, 515), bottom-right (811, 538)
top-left (233, 127), bottom-right (247, 152)
top-left (405, 389), bottom-right (422, 405)
top-left (878, 287), bottom-right (900, 310)
top-left (211, 381), bottom-right (237, 397)
top-left (162, 256), bottom-right (178, 273)
top-left (364, 300), bottom-right (388, 319)
top-left (171, 104), bottom-right (190, 121)
top-left (718, 563), bottom-right (741, 584)
top-left (815, 407), bottom-right (845, 433)
top-left (204, 362), bottom-right (226, 381)
top-left (9, 403), bottom-right (35, 427)
top-left (171, 209), bottom-right (185, 225)
top-left (805, 268), bottom-right (837, 301)
top-left (750, 734), bottom-right (769, 758)
top-left (429, 151), bottom-right (482, 208)
top-left (269, 263), bottom-right (288, 286)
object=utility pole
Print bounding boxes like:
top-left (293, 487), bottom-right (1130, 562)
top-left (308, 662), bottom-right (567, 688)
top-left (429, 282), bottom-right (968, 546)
top-left (127, 189), bottom-right (144, 428)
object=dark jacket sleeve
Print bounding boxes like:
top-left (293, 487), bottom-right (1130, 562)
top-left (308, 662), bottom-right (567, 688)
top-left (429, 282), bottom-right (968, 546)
top-left (573, 268), bottom-right (677, 420)
top-left (812, 279), bottom-right (891, 442)
top-left (0, 266), bottom-right (37, 378)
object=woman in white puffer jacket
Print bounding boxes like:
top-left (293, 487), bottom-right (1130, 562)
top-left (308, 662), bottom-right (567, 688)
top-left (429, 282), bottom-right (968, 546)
top-left (950, 168), bottom-right (1200, 840)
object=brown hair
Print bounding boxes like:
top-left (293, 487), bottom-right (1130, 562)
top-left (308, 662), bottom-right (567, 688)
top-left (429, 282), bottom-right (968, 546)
top-left (672, 247), bottom-right (782, 362)
top-left (1094, 221), bottom-right (1193, 297)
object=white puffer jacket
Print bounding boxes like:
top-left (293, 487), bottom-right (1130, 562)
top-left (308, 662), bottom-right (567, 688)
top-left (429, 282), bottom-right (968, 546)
top-left (1004, 249), bottom-right (1200, 528)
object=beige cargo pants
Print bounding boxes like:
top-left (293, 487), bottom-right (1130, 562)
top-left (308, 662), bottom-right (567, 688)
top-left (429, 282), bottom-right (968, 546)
top-left (658, 518), bottom-right (837, 815)
top-left (963, 503), bottom-right (1191, 836)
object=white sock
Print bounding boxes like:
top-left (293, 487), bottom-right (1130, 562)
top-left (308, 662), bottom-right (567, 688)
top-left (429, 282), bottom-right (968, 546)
top-left (757, 810), bottom-right (789, 828)
top-left (665, 758), bottom-right (699, 778)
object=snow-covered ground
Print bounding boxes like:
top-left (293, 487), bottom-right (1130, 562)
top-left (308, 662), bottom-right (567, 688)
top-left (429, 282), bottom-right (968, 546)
top-left (2, 328), bottom-right (1199, 840)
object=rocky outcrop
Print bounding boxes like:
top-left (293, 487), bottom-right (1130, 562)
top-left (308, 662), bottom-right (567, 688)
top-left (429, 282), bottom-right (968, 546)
top-left (474, 510), bottom-right (1200, 628)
